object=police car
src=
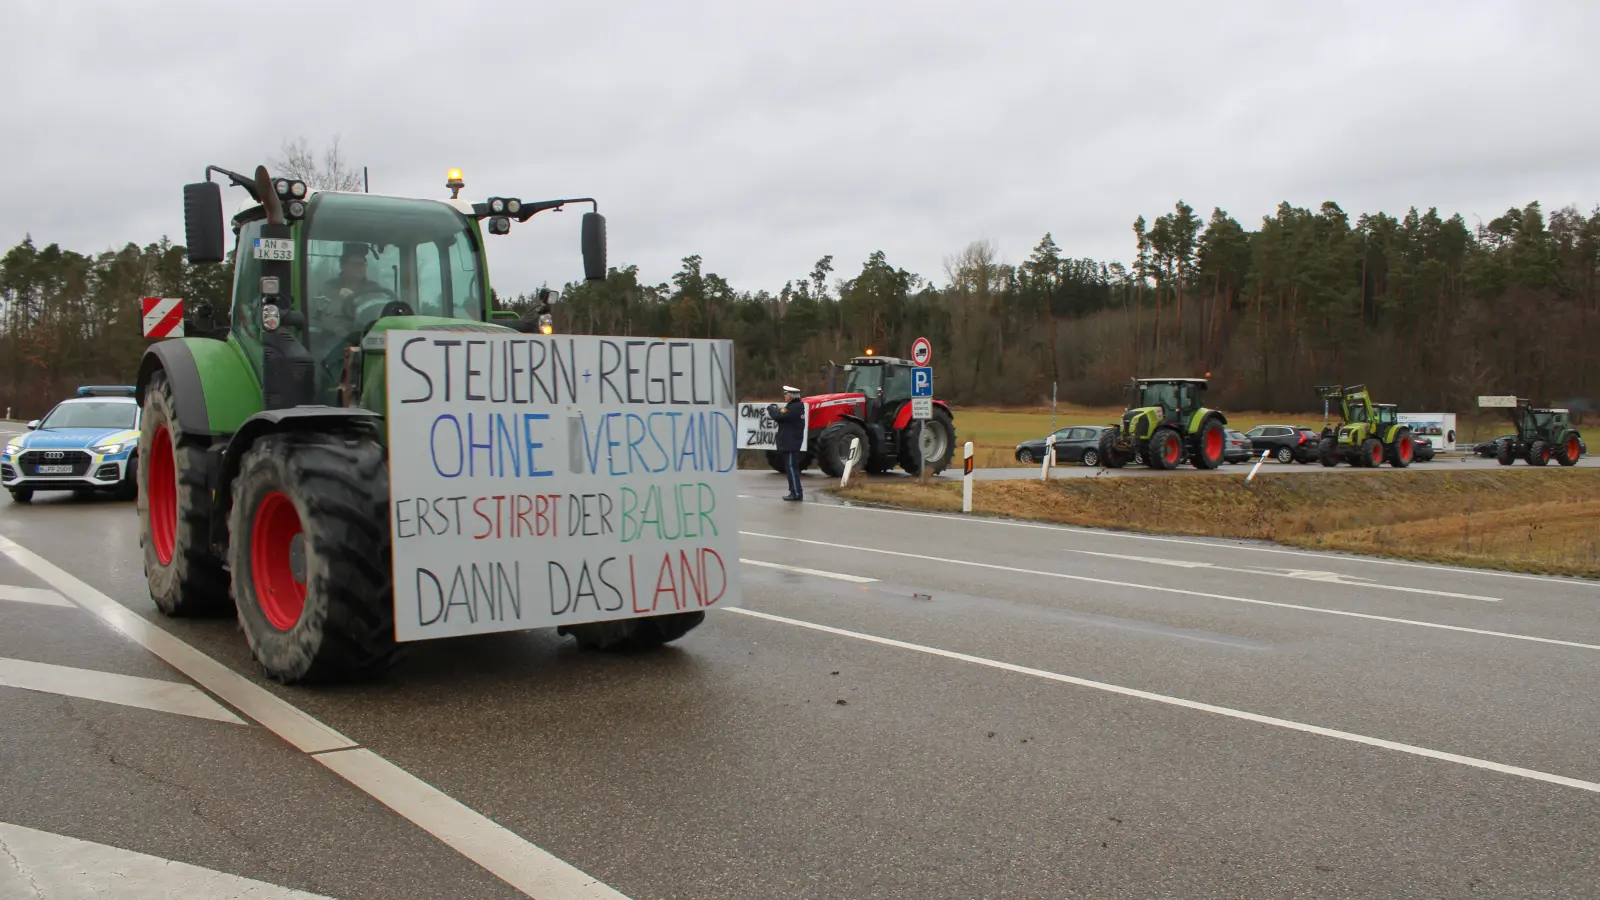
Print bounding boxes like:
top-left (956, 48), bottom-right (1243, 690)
top-left (2, 386), bottom-right (141, 503)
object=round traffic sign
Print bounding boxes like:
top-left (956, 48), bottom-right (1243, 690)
top-left (911, 336), bottom-right (932, 367)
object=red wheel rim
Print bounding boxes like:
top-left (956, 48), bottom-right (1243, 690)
top-left (1569, 437), bottom-right (1581, 459)
top-left (1371, 443), bottom-right (1383, 465)
top-left (1399, 439), bottom-right (1413, 463)
top-left (250, 491), bottom-right (306, 630)
top-left (1204, 428), bottom-right (1222, 460)
top-left (148, 423), bottom-right (177, 566)
top-left (1162, 435), bottom-right (1179, 464)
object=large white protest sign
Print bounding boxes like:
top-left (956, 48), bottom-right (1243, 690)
top-left (736, 400), bottom-right (808, 451)
top-left (385, 331), bottom-right (743, 642)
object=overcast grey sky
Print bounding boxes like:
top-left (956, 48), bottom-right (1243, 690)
top-left (4, 1), bottom-right (1598, 297)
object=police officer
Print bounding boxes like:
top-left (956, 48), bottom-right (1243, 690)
top-left (767, 385), bottom-right (806, 501)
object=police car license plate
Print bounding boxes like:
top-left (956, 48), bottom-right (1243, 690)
top-left (35, 465), bottom-right (72, 474)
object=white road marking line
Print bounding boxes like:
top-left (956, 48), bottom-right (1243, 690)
top-left (728, 607), bottom-right (1600, 795)
top-left (739, 531), bottom-right (1600, 652)
top-left (316, 749), bottom-right (627, 899)
top-left (741, 558), bottom-right (878, 583)
top-left (0, 656), bottom-right (245, 725)
top-left (0, 820), bottom-right (336, 899)
top-left (0, 583), bottom-right (75, 608)
top-left (0, 533), bottom-right (628, 900)
top-left (1060, 549), bottom-right (1500, 601)
top-left (803, 494), bottom-right (1600, 588)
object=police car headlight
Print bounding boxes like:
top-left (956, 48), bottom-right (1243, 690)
top-left (2, 438), bottom-right (19, 457)
top-left (93, 441), bottom-right (124, 454)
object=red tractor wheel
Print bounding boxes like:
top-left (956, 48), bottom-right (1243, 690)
top-left (1559, 435), bottom-right (1581, 466)
top-left (1192, 419), bottom-right (1224, 469)
top-left (1148, 427), bottom-right (1182, 470)
top-left (1390, 434), bottom-right (1413, 467)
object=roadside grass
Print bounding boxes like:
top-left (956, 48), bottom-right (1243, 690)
top-left (831, 469), bottom-right (1600, 578)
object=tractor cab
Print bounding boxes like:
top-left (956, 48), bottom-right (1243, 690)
top-left (1127, 378), bottom-right (1206, 427)
top-left (840, 354), bottom-right (914, 424)
top-left (1374, 403), bottom-right (1398, 429)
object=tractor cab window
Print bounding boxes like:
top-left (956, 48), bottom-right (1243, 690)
top-left (1140, 383), bottom-right (1180, 414)
top-left (1375, 407), bottom-right (1397, 427)
top-left (302, 193), bottom-right (487, 395)
top-left (1178, 382), bottom-right (1200, 414)
top-left (882, 365), bottom-right (913, 403)
top-left (1347, 403), bottom-right (1369, 424)
top-left (842, 364), bottom-right (884, 398)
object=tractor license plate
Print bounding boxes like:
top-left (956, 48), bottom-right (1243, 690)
top-left (253, 238), bottom-right (294, 261)
top-left (35, 465), bottom-right (72, 474)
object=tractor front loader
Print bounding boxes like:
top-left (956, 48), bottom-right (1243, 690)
top-left (1097, 377), bottom-right (1228, 470)
top-left (1314, 384), bottom-right (1413, 468)
top-left (1478, 396), bottom-right (1583, 466)
top-left (136, 163), bottom-right (704, 684)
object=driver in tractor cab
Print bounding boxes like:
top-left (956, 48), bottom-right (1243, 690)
top-left (319, 242), bottom-right (385, 310)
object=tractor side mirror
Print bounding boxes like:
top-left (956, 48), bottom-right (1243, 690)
top-left (183, 181), bottom-right (227, 264)
top-left (26, 420), bottom-right (39, 431)
top-left (581, 212), bottom-right (607, 282)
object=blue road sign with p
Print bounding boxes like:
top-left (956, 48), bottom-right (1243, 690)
top-left (912, 366), bottom-right (932, 397)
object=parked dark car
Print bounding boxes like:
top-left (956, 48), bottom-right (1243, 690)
top-left (1244, 424), bottom-right (1320, 463)
top-left (1015, 426), bottom-right (1114, 466)
top-left (1224, 430), bottom-right (1253, 464)
top-left (1410, 434), bottom-right (1436, 462)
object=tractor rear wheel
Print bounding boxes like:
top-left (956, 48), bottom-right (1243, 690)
top-left (1191, 419), bottom-right (1225, 469)
top-left (1557, 434), bottom-right (1581, 466)
top-left (229, 431), bottom-right (396, 684)
top-left (765, 450), bottom-right (785, 473)
top-left (1148, 427), bottom-right (1182, 470)
top-left (1388, 433), bottom-right (1413, 468)
top-left (561, 611), bottom-right (705, 652)
top-left (1527, 439), bottom-right (1551, 466)
top-left (900, 407), bottom-right (955, 475)
top-left (1318, 436), bottom-right (1339, 466)
top-left (816, 421), bottom-right (868, 478)
top-left (139, 369), bottom-right (231, 618)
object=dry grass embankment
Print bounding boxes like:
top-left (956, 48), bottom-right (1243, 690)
top-left (834, 469), bottom-right (1600, 578)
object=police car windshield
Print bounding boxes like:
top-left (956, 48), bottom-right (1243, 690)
top-left (39, 401), bottom-right (136, 430)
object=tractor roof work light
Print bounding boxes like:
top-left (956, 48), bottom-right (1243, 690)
top-left (864, 347), bottom-right (874, 356)
top-left (447, 168), bottom-right (465, 199)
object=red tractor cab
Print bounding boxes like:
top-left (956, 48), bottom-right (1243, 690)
top-left (765, 353), bottom-right (956, 478)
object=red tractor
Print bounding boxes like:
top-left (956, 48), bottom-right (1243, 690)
top-left (765, 353), bottom-right (956, 478)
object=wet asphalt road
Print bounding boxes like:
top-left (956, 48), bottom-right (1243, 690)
top-left (2, 468), bottom-right (1599, 898)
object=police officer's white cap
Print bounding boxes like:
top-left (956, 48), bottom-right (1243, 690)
top-left (782, 385), bottom-right (801, 394)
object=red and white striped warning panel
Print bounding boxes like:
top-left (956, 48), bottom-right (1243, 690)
top-left (141, 297), bottom-right (184, 338)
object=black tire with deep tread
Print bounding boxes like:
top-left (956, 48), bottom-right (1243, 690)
top-left (1147, 426), bottom-right (1181, 470)
top-left (1357, 437), bottom-right (1383, 468)
top-left (560, 610), bottom-right (705, 652)
top-left (1387, 428), bottom-right (1412, 468)
top-left (1191, 418), bottom-right (1224, 469)
top-left (1319, 436), bottom-right (1339, 466)
top-left (1497, 439), bottom-right (1516, 466)
top-left (114, 453), bottom-right (139, 500)
top-left (765, 450), bottom-right (785, 473)
top-left (1098, 433), bottom-right (1126, 468)
top-left (900, 407), bottom-right (955, 475)
top-left (229, 430), bottom-right (396, 684)
top-left (1527, 439), bottom-right (1550, 466)
top-left (138, 369), bottom-right (231, 617)
top-left (1556, 432), bottom-right (1580, 467)
top-left (816, 420), bottom-right (868, 478)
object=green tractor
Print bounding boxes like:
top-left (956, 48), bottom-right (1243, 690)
top-left (135, 163), bottom-right (705, 683)
top-left (1314, 384), bottom-right (1413, 467)
top-left (1097, 377), bottom-right (1229, 470)
top-left (1479, 396), bottom-right (1583, 466)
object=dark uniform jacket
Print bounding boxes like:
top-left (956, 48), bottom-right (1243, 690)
top-left (767, 398), bottom-right (806, 452)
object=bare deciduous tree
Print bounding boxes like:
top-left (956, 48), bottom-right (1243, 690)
top-left (268, 135), bottom-right (365, 192)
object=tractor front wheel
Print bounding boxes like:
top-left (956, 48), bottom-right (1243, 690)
top-left (229, 431), bottom-right (396, 684)
top-left (139, 369), bottom-right (231, 617)
top-left (1148, 427), bottom-right (1182, 470)
top-left (1319, 436), bottom-right (1339, 467)
top-left (900, 408), bottom-right (955, 475)
top-left (1359, 437), bottom-right (1384, 468)
top-left (1098, 433), bottom-right (1126, 468)
top-left (1496, 440), bottom-right (1516, 466)
top-left (816, 421), bottom-right (869, 478)
top-left (1191, 419), bottom-right (1225, 469)
top-left (1527, 439), bottom-right (1551, 466)
top-left (560, 611), bottom-right (705, 652)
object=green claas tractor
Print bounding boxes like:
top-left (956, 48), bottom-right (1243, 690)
top-left (1098, 377), bottom-right (1229, 470)
top-left (1480, 396), bottom-right (1583, 466)
top-left (135, 163), bottom-right (704, 683)
top-left (1314, 384), bottom-right (1413, 467)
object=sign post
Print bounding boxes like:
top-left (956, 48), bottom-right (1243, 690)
top-left (912, 363), bottom-right (933, 485)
